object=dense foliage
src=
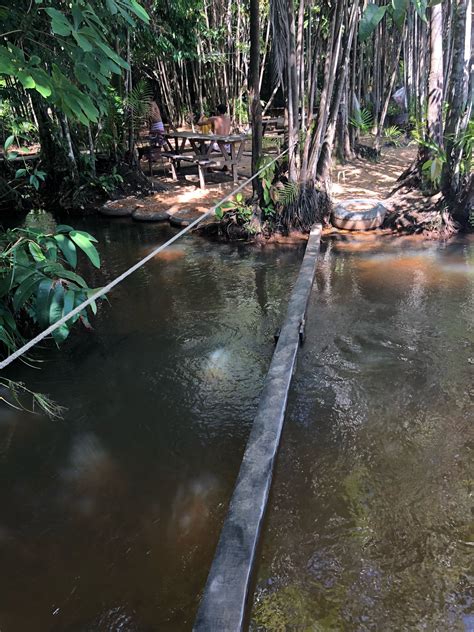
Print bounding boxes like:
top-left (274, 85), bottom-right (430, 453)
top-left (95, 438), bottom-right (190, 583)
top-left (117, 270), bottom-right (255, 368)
top-left (0, 225), bottom-right (100, 354)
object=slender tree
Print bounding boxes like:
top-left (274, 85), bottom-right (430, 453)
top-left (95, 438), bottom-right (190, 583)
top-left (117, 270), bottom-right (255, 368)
top-left (249, 0), bottom-right (263, 198)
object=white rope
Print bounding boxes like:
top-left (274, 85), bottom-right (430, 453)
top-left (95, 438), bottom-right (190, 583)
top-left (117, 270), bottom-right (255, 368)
top-left (0, 148), bottom-right (289, 370)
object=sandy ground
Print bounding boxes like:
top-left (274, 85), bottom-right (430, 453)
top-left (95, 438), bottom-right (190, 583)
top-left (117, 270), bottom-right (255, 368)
top-left (147, 162), bottom-right (253, 216)
top-left (332, 144), bottom-right (417, 201)
top-left (143, 143), bottom-right (418, 217)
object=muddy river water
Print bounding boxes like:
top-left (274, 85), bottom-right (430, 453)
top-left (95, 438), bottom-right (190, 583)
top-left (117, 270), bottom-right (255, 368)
top-left (0, 215), bottom-right (472, 631)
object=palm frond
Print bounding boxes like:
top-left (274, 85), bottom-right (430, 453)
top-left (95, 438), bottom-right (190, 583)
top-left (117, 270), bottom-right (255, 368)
top-left (349, 107), bottom-right (373, 134)
top-left (278, 181), bottom-right (300, 206)
top-left (125, 79), bottom-right (153, 126)
top-left (383, 125), bottom-right (403, 147)
top-left (278, 181), bottom-right (332, 233)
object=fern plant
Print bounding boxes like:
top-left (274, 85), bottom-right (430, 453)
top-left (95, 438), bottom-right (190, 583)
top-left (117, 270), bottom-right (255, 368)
top-left (279, 181), bottom-right (300, 206)
top-left (383, 125), bottom-right (403, 147)
top-left (125, 79), bottom-right (153, 135)
top-left (350, 107), bottom-right (374, 135)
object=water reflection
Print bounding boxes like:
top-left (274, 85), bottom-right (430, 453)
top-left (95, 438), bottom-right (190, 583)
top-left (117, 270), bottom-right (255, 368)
top-left (0, 217), bottom-right (304, 631)
top-left (251, 236), bottom-right (474, 631)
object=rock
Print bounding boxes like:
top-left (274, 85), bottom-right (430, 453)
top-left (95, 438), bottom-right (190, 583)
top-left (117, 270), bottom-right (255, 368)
top-left (168, 209), bottom-right (203, 228)
top-left (131, 195), bottom-right (169, 221)
top-left (99, 196), bottom-right (138, 217)
top-left (332, 199), bottom-right (387, 231)
top-left (132, 207), bottom-right (169, 222)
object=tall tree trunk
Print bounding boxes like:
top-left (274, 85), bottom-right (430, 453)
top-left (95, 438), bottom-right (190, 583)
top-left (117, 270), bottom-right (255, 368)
top-left (316, 0), bottom-right (360, 183)
top-left (249, 0), bottom-right (263, 198)
top-left (374, 30), bottom-right (405, 151)
top-left (306, 0), bottom-right (345, 178)
top-left (427, 3), bottom-right (444, 146)
top-left (442, 0), bottom-right (472, 209)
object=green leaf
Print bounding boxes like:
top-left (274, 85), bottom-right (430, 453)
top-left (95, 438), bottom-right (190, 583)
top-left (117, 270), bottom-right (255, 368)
top-left (18, 71), bottom-right (35, 89)
top-left (391, 0), bottom-right (408, 28)
top-left (106, 0), bottom-right (118, 14)
top-left (45, 8), bottom-right (73, 35)
top-left (76, 94), bottom-right (99, 122)
top-left (54, 234), bottom-right (77, 268)
top-left (359, 4), bottom-right (388, 42)
top-left (69, 231), bottom-right (100, 268)
top-left (128, 0), bottom-right (150, 23)
top-left (69, 230), bottom-right (98, 243)
top-left (99, 58), bottom-right (122, 75)
top-left (43, 238), bottom-right (58, 262)
top-left (53, 288), bottom-right (75, 343)
top-left (30, 69), bottom-right (52, 98)
top-left (95, 40), bottom-right (129, 70)
top-left (71, 4), bottom-right (83, 29)
top-left (74, 63), bottom-right (97, 91)
top-left (0, 47), bottom-right (15, 74)
top-left (49, 283), bottom-right (65, 325)
top-left (28, 241), bottom-right (46, 262)
top-left (4, 135), bottom-right (15, 151)
top-left (29, 174), bottom-right (40, 190)
top-left (87, 289), bottom-right (98, 315)
top-left (15, 168), bottom-right (27, 178)
top-left (55, 224), bottom-right (75, 233)
top-left (413, 0), bottom-right (428, 21)
top-left (215, 206), bottom-right (223, 220)
top-left (72, 30), bottom-right (93, 52)
top-left (12, 275), bottom-right (39, 312)
top-left (56, 269), bottom-right (88, 288)
top-left (63, 289), bottom-right (75, 317)
top-left (36, 278), bottom-right (53, 327)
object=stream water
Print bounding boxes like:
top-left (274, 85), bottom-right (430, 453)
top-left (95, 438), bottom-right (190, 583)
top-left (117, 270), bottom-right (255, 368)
top-left (250, 234), bottom-right (474, 631)
top-left (0, 213), bottom-right (304, 631)
top-left (0, 214), bottom-right (472, 631)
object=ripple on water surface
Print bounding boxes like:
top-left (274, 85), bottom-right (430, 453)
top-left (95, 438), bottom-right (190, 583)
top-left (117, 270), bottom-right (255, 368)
top-left (0, 216), bottom-right (305, 631)
top-left (251, 237), bottom-right (474, 631)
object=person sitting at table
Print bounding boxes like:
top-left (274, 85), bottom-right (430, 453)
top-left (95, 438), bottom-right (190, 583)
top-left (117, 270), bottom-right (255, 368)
top-left (197, 104), bottom-right (231, 154)
top-left (149, 99), bottom-right (166, 156)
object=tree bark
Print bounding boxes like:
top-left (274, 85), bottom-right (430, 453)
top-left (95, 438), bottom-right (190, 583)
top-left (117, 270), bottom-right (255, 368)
top-left (442, 0), bottom-right (472, 204)
top-left (427, 3), bottom-right (444, 147)
top-left (249, 0), bottom-right (263, 198)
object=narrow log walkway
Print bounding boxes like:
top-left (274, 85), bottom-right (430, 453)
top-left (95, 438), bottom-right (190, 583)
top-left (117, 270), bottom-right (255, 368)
top-left (194, 225), bottom-right (322, 631)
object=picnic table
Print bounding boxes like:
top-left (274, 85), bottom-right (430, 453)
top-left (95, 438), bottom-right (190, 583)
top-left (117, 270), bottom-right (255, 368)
top-left (262, 117), bottom-right (285, 135)
top-left (163, 131), bottom-right (249, 187)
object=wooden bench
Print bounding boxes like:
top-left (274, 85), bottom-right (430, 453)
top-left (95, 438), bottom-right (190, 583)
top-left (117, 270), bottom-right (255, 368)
top-left (161, 153), bottom-right (216, 188)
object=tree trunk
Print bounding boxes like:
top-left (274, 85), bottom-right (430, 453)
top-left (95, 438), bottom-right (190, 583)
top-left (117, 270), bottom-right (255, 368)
top-left (249, 0), bottom-right (263, 199)
top-left (442, 0), bottom-right (472, 206)
top-left (427, 3), bottom-right (444, 147)
top-left (316, 0), bottom-right (360, 183)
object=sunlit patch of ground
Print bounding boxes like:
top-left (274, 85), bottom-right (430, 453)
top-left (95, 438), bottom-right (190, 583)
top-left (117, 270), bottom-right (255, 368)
top-left (144, 154), bottom-right (253, 216)
top-left (332, 144), bottom-right (417, 201)
top-left (142, 142), bottom-right (436, 225)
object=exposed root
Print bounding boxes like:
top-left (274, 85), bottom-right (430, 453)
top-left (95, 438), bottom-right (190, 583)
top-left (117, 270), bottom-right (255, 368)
top-left (383, 190), bottom-right (458, 237)
top-left (278, 182), bottom-right (332, 234)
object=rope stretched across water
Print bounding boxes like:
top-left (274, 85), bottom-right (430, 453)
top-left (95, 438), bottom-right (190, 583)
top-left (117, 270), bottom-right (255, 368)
top-left (0, 148), bottom-right (289, 371)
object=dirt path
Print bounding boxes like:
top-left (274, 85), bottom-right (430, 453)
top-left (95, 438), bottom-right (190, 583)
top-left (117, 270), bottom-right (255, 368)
top-left (332, 145), bottom-right (416, 202)
top-left (138, 144), bottom-right (417, 218)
